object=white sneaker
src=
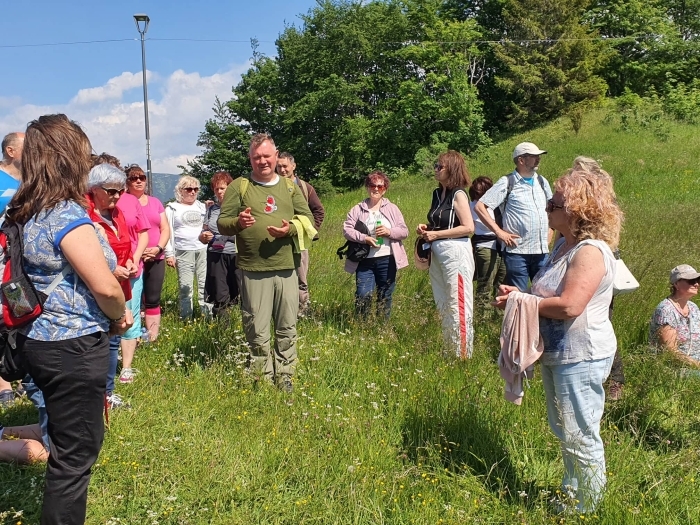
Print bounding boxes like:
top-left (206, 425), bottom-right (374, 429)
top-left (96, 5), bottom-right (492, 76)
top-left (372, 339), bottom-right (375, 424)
top-left (106, 393), bottom-right (131, 409)
top-left (118, 368), bottom-right (138, 384)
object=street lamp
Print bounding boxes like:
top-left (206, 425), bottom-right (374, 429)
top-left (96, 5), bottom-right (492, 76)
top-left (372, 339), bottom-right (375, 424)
top-left (134, 13), bottom-right (152, 192)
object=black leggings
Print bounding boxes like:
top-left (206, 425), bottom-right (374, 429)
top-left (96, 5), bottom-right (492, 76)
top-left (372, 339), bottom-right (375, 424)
top-left (143, 258), bottom-right (166, 310)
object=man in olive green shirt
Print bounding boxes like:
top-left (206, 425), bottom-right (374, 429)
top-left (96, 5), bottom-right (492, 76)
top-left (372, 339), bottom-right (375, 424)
top-left (218, 133), bottom-right (313, 392)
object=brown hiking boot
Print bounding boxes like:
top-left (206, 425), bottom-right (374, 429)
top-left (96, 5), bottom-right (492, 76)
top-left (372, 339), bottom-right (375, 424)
top-left (607, 380), bottom-right (623, 401)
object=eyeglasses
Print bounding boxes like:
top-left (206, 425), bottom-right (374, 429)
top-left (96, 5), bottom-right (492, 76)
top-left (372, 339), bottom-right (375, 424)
top-left (101, 187), bottom-right (125, 197)
top-left (182, 187), bottom-right (200, 193)
top-left (434, 163), bottom-right (444, 171)
top-left (680, 278), bottom-right (700, 285)
top-left (546, 199), bottom-right (565, 212)
top-left (368, 184), bottom-right (385, 190)
top-left (127, 175), bottom-right (147, 182)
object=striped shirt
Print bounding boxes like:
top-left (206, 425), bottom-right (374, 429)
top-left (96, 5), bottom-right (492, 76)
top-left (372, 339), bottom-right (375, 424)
top-left (479, 170), bottom-right (552, 255)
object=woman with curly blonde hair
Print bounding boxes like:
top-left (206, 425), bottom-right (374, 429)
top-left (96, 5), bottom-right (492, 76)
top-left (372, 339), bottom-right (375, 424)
top-left (164, 175), bottom-right (211, 320)
top-left (495, 163), bottom-right (623, 513)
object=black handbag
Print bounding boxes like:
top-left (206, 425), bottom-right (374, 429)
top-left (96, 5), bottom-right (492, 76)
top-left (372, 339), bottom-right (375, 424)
top-left (337, 219), bottom-right (371, 263)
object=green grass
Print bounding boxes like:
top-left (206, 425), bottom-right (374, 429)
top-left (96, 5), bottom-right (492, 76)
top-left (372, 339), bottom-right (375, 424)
top-left (2, 105), bottom-right (700, 524)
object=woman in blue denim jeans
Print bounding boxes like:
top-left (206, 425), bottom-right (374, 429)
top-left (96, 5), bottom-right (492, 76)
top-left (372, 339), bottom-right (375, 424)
top-left (495, 164), bottom-right (623, 513)
top-left (343, 171), bottom-right (408, 319)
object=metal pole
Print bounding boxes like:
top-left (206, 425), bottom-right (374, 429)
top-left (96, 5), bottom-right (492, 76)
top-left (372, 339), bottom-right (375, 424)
top-left (134, 15), bottom-right (152, 193)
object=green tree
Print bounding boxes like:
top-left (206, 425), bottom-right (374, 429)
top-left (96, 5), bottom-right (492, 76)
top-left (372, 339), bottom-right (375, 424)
top-left (192, 0), bottom-right (490, 188)
top-left (185, 97), bottom-right (251, 199)
top-left (488, 0), bottom-right (609, 128)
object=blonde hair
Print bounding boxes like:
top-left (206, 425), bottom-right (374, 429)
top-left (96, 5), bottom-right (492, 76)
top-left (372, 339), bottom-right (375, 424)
top-left (174, 175), bottom-right (201, 203)
top-left (555, 165), bottom-right (623, 249)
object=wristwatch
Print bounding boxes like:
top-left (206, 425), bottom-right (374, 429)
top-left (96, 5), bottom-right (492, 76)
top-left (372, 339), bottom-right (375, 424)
top-left (156, 245), bottom-right (164, 255)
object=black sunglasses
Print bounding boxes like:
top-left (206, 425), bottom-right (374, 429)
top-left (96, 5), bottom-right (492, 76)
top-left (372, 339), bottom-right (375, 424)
top-left (101, 187), bottom-right (125, 197)
top-left (546, 199), bottom-right (565, 212)
top-left (127, 175), bottom-right (147, 182)
top-left (182, 187), bottom-right (200, 192)
top-left (434, 163), bottom-right (444, 171)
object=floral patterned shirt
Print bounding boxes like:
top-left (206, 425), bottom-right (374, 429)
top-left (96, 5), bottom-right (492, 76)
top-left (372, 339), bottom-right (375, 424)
top-left (650, 298), bottom-right (700, 362)
top-left (20, 201), bottom-right (117, 341)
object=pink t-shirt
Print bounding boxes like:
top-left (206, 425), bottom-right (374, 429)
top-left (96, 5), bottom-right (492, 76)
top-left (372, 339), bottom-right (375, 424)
top-left (140, 196), bottom-right (166, 260)
top-left (116, 193), bottom-right (150, 277)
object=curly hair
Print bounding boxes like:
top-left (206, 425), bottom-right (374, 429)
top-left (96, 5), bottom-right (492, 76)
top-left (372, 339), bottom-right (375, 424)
top-left (437, 150), bottom-right (471, 191)
top-left (555, 166), bottom-right (623, 249)
top-left (365, 170), bottom-right (390, 191)
top-left (174, 175), bottom-right (201, 203)
top-left (210, 171), bottom-right (233, 191)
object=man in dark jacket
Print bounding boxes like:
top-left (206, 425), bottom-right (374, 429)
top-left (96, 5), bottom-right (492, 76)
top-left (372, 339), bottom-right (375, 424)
top-left (277, 152), bottom-right (325, 315)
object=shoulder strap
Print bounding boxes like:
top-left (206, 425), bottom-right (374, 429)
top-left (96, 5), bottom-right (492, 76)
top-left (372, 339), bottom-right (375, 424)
top-left (45, 265), bottom-right (72, 295)
top-left (239, 177), bottom-right (250, 203)
top-left (536, 174), bottom-right (546, 194)
top-left (502, 173), bottom-right (517, 209)
top-left (298, 179), bottom-right (309, 201)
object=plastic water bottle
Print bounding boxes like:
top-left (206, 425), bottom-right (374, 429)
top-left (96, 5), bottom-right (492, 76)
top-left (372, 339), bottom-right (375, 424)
top-left (140, 327), bottom-right (150, 344)
top-left (376, 218), bottom-right (384, 245)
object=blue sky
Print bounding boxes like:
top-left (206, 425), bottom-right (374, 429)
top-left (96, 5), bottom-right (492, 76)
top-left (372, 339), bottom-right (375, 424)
top-left (0, 0), bottom-right (318, 172)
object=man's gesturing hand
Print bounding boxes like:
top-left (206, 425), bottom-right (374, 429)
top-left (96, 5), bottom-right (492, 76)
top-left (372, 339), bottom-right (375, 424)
top-left (267, 219), bottom-right (290, 238)
top-left (238, 207), bottom-right (255, 229)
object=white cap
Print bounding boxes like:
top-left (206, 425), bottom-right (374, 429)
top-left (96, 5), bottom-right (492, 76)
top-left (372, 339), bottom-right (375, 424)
top-left (670, 264), bottom-right (700, 284)
top-left (513, 142), bottom-right (547, 159)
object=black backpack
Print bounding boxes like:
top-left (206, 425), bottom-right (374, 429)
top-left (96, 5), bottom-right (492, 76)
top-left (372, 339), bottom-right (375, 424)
top-left (337, 219), bottom-right (371, 263)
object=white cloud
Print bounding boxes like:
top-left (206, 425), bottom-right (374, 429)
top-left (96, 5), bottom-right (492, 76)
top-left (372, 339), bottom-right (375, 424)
top-left (0, 63), bottom-right (249, 173)
top-left (71, 71), bottom-right (155, 105)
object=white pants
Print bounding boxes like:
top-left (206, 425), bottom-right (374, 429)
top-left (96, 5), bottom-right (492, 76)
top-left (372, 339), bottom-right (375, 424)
top-left (429, 239), bottom-right (474, 358)
top-left (175, 248), bottom-right (209, 320)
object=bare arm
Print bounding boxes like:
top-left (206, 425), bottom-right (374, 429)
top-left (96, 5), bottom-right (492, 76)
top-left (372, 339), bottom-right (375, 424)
top-left (474, 200), bottom-right (520, 248)
top-left (421, 192), bottom-right (474, 242)
top-left (538, 245), bottom-right (606, 320)
top-left (59, 224), bottom-right (126, 320)
top-left (657, 325), bottom-right (700, 368)
top-left (133, 230), bottom-right (149, 263)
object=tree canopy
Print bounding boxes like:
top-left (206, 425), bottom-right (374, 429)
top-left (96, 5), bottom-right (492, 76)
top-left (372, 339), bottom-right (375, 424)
top-left (188, 0), bottom-right (700, 189)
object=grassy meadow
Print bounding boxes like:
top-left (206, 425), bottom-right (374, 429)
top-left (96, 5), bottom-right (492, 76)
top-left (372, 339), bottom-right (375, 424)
top-left (2, 105), bottom-right (700, 524)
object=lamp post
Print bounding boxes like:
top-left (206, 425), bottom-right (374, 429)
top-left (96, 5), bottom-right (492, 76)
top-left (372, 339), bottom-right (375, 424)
top-left (133, 13), bottom-right (152, 192)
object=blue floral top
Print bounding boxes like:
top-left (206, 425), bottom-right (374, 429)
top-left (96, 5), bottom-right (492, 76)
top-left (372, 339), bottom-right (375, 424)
top-left (20, 201), bottom-right (117, 341)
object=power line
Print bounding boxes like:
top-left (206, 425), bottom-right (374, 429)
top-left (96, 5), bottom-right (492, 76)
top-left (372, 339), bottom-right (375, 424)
top-left (0, 38), bottom-right (136, 49)
top-left (0, 34), bottom-right (659, 50)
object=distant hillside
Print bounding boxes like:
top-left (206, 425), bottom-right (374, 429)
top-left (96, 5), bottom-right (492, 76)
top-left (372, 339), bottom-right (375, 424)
top-left (150, 172), bottom-right (180, 204)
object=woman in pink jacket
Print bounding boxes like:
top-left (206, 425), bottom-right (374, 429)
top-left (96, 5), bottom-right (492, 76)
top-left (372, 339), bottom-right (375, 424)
top-left (343, 171), bottom-right (408, 319)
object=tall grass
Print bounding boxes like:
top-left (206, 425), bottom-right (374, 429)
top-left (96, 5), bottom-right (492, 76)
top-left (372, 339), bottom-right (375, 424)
top-left (2, 106), bottom-right (700, 524)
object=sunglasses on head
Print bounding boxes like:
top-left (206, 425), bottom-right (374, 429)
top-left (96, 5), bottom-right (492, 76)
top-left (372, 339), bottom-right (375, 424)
top-left (182, 187), bottom-right (200, 192)
top-left (546, 199), bottom-right (565, 212)
top-left (127, 175), bottom-right (147, 182)
top-left (101, 187), bottom-right (125, 197)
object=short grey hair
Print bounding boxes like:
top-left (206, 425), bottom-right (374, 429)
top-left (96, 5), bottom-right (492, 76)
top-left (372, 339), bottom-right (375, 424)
top-left (1, 132), bottom-right (21, 161)
top-left (88, 163), bottom-right (126, 193)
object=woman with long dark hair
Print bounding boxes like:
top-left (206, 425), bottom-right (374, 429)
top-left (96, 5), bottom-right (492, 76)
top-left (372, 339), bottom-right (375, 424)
top-left (11, 114), bottom-right (132, 524)
top-left (416, 151), bottom-right (475, 358)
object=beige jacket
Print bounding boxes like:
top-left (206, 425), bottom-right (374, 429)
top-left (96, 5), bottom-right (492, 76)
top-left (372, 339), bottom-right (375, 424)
top-left (498, 292), bottom-right (543, 405)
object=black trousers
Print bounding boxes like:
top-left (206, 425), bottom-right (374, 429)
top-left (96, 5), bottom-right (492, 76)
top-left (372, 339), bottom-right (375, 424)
top-left (205, 251), bottom-right (241, 317)
top-left (20, 331), bottom-right (109, 525)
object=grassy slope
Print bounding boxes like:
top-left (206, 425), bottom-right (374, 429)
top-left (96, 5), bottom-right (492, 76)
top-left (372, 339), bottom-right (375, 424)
top-left (2, 107), bottom-right (700, 524)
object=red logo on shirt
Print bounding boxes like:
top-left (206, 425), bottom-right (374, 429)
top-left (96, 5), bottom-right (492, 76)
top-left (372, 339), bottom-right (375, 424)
top-left (264, 195), bottom-right (277, 214)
